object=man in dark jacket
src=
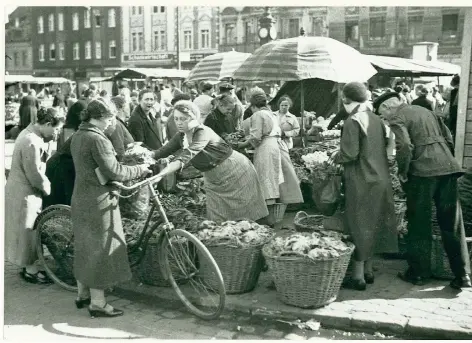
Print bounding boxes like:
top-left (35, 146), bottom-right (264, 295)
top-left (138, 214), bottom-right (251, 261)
top-left (411, 85), bottom-right (433, 111)
top-left (127, 89), bottom-right (164, 150)
top-left (374, 92), bottom-right (471, 289)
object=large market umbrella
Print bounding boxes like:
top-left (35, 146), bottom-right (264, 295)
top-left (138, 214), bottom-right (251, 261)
top-left (232, 36), bottom-right (377, 144)
top-left (186, 50), bottom-right (251, 83)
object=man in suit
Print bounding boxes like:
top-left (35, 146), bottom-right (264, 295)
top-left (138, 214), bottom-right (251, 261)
top-left (127, 89), bottom-right (164, 150)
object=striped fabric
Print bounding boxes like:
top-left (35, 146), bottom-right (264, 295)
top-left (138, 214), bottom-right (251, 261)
top-left (203, 151), bottom-right (269, 223)
top-left (186, 51), bottom-right (251, 82)
top-left (232, 36), bottom-right (377, 83)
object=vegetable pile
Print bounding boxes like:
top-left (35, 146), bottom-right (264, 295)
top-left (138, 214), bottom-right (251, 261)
top-left (301, 151), bottom-right (340, 181)
top-left (264, 231), bottom-right (352, 260)
top-left (224, 130), bottom-right (246, 146)
top-left (122, 144), bottom-right (156, 166)
top-left (195, 220), bottom-right (274, 247)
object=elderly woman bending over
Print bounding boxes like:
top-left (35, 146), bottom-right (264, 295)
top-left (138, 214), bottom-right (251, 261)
top-left (153, 100), bottom-right (269, 223)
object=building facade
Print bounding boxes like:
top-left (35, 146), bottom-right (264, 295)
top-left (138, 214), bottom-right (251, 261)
top-left (121, 6), bottom-right (219, 70)
top-left (31, 6), bottom-right (122, 85)
top-left (5, 7), bottom-right (34, 75)
top-left (219, 6), bottom-right (465, 65)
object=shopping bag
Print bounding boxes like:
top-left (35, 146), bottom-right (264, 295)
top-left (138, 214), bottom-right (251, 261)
top-left (312, 173), bottom-right (343, 216)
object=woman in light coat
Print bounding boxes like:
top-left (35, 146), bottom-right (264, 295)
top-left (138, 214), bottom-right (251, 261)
top-left (70, 98), bottom-right (151, 318)
top-left (274, 95), bottom-right (300, 150)
top-left (5, 107), bottom-right (65, 284)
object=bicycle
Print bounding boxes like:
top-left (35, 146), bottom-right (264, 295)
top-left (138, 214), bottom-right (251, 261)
top-left (33, 173), bottom-right (226, 320)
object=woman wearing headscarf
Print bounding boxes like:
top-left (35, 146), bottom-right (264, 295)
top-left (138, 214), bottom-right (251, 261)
top-left (5, 107), bottom-right (65, 284)
top-left (333, 82), bottom-right (397, 291)
top-left (274, 95), bottom-right (300, 150)
top-left (152, 100), bottom-right (269, 223)
top-left (237, 89), bottom-right (303, 226)
top-left (70, 98), bottom-right (151, 318)
top-left (18, 94), bottom-right (38, 131)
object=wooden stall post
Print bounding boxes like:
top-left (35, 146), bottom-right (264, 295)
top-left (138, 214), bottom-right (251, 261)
top-left (300, 80), bottom-right (306, 148)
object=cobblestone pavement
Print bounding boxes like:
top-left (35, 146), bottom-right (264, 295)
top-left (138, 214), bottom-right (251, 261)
top-left (4, 261), bottom-right (391, 341)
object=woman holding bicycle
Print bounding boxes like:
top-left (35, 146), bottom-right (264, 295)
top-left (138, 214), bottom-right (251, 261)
top-left (70, 98), bottom-right (151, 318)
top-left (153, 100), bottom-right (269, 223)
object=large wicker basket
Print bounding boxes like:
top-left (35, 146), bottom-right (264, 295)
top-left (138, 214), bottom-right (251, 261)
top-left (294, 211), bottom-right (324, 232)
top-left (198, 239), bottom-right (268, 294)
top-left (262, 243), bottom-right (355, 308)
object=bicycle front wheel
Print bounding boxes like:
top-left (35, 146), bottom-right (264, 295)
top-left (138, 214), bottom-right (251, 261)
top-left (160, 229), bottom-right (225, 320)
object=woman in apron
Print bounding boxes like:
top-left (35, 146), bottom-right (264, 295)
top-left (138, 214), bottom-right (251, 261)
top-left (237, 89), bottom-right (303, 226)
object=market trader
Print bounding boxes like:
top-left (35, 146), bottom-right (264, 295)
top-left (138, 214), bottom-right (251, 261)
top-left (373, 92), bottom-right (471, 289)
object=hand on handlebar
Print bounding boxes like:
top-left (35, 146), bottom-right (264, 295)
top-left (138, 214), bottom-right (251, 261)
top-left (139, 164), bottom-right (152, 177)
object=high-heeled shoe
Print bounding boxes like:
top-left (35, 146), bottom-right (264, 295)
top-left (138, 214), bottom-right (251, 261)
top-left (75, 297), bottom-right (91, 309)
top-left (88, 303), bottom-right (124, 318)
top-left (364, 273), bottom-right (375, 284)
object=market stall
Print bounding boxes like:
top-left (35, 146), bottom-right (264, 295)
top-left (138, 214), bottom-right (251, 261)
top-left (108, 68), bottom-right (190, 90)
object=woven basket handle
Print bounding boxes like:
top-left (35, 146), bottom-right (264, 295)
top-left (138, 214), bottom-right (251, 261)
top-left (294, 211), bottom-right (308, 223)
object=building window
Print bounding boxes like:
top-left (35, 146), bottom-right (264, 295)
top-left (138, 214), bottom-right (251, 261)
top-left (94, 9), bottom-right (101, 27)
top-left (183, 30), bottom-right (192, 49)
top-left (369, 17), bottom-right (386, 40)
top-left (408, 16), bottom-right (423, 41)
top-left (345, 22), bottom-right (359, 42)
top-left (58, 12), bottom-right (64, 31)
top-left (73, 12), bottom-right (79, 30)
top-left (132, 6), bottom-right (136, 15)
top-left (369, 7), bottom-right (387, 12)
top-left (95, 41), bottom-right (102, 59)
top-left (73, 42), bottom-right (80, 60)
top-left (138, 7), bottom-right (143, 15)
top-left (108, 9), bottom-right (116, 28)
top-left (442, 14), bottom-right (459, 38)
top-left (14, 52), bottom-right (19, 67)
top-left (48, 14), bottom-right (54, 32)
top-left (153, 30), bottom-right (166, 50)
top-left (132, 33), bottom-right (137, 51)
top-left (109, 40), bottom-right (117, 58)
top-left (38, 16), bottom-right (44, 33)
top-left (160, 7), bottom-right (165, 13)
top-left (39, 44), bottom-right (45, 61)
top-left (22, 51), bottom-right (28, 66)
top-left (49, 43), bottom-right (56, 61)
top-left (84, 9), bottom-right (91, 28)
top-left (224, 23), bottom-right (235, 44)
top-left (85, 41), bottom-right (92, 59)
top-left (59, 42), bottom-right (65, 60)
top-left (201, 29), bottom-right (210, 49)
top-left (138, 32), bottom-right (144, 51)
top-left (159, 31), bottom-right (166, 50)
top-left (153, 6), bottom-right (158, 13)
top-left (244, 21), bottom-right (254, 42)
top-left (15, 18), bottom-right (19, 27)
top-left (288, 18), bottom-right (299, 38)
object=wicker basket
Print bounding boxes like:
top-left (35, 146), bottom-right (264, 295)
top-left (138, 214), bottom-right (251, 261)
top-left (262, 243), bottom-right (355, 308)
top-left (294, 211), bottom-right (324, 232)
top-left (136, 240), bottom-right (196, 287)
top-left (269, 203), bottom-right (287, 223)
top-left (431, 234), bottom-right (455, 280)
top-left (198, 239), bottom-right (267, 294)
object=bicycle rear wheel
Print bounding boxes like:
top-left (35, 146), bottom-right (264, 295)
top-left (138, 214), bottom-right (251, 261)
top-left (35, 205), bottom-right (77, 292)
top-left (160, 229), bottom-right (225, 320)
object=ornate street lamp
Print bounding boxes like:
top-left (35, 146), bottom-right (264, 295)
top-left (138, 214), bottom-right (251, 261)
top-left (258, 7), bottom-right (277, 46)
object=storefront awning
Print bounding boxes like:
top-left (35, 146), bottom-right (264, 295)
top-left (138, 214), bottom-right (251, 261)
top-left (365, 55), bottom-right (461, 77)
top-left (30, 77), bottom-right (73, 84)
top-left (110, 68), bottom-right (190, 80)
top-left (5, 74), bottom-right (36, 84)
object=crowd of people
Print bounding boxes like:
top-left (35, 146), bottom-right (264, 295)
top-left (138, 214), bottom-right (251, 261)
top-left (4, 72), bottom-right (471, 318)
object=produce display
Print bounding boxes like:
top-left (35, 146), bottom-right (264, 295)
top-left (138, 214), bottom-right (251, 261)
top-left (264, 231), bottom-right (351, 259)
top-left (301, 151), bottom-right (340, 181)
top-left (195, 220), bottom-right (274, 247)
top-left (389, 159), bottom-right (405, 201)
top-left (320, 130), bottom-right (341, 139)
top-left (224, 130), bottom-right (246, 146)
top-left (122, 143), bottom-right (156, 166)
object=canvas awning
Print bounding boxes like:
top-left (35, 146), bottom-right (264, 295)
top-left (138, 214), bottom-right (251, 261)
top-left (366, 55), bottom-right (460, 76)
top-left (5, 74), bottom-right (36, 84)
top-left (30, 77), bottom-right (73, 84)
top-left (110, 68), bottom-right (190, 80)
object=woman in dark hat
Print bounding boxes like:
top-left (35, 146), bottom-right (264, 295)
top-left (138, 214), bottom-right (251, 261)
top-left (333, 82), bottom-right (397, 291)
top-left (237, 89), bottom-right (303, 226)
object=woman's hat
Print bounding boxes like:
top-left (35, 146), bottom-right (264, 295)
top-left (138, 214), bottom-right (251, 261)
top-left (343, 82), bottom-right (368, 103)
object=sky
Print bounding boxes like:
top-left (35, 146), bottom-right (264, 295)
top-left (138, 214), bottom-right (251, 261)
top-left (5, 6), bottom-right (17, 23)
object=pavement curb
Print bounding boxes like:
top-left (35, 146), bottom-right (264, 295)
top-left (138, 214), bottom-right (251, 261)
top-left (113, 282), bottom-right (472, 339)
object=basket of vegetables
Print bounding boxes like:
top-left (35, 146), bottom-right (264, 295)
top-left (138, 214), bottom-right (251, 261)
top-left (132, 209), bottom-right (204, 287)
top-left (294, 211), bottom-right (324, 232)
top-left (263, 230), bottom-right (354, 308)
top-left (195, 220), bottom-right (275, 294)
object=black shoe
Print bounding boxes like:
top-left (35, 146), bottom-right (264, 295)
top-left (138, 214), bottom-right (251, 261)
top-left (75, 297), bottom-right (91, 309)
top-left (36, 271), bottom-right (53, 284)
top-left (342, 278), bottom-right (367, 291)
top-left (88, 303), bottom-right (124, 318)
top-left (397, 270), bottom-right (427, 286)
top-left (364, 273), bottom-right (375, 284)
top-left (20, 268), bottom-right (37, 284)
top-left (450, 275), bottom-right (472, 290)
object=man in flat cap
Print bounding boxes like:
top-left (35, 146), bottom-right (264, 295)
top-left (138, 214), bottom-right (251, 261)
top-left (374, 92), bottom-right (471, 289)
top-left (219, 82), bottom-right (244, 130)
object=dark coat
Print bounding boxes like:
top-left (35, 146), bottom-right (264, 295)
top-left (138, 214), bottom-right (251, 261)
top-left (127, 105), bottom-right (163, 150)
top-left (70, 122), bottom-right (143, 289)
top-left (204, 108), bottom-right (237, 138)
top-left (411, 95), bottom-right (433, 111)
top-left (107, 117), bottom-right (135, 161)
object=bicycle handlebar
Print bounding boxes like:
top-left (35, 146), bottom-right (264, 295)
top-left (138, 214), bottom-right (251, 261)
top-left (109, 173), bottom-right (162, 191)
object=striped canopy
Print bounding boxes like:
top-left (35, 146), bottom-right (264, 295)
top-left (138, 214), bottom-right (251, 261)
top-left (232, 36), bottom-right (378, 83)
top-left (186, 51), bottom-right (251, 82)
